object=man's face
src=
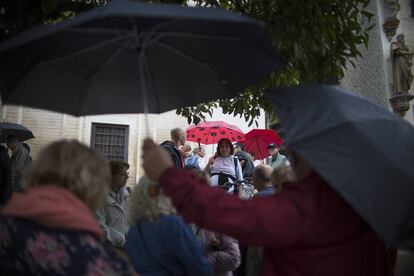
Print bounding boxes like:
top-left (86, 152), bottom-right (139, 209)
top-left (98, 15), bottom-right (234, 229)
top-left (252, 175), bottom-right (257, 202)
top-left (178, 131), bottom-right (186, 146)
top-left (268, 147), bottom-right (279, 156)
top-left (234, 146), bottom-right (241, 154)
top-left (6, 139), bottom-right (18, 151)
top-left (112, 167), bottom-right (129, 191)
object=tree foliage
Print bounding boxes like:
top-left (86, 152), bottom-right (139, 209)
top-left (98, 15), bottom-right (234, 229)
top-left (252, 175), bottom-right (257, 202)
top-left (0, 0), bottom-right (374, 125)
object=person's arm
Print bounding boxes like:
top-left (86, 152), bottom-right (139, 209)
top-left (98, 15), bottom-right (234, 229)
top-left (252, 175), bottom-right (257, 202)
top-left (159, 168), bottom-right (308, 248)
top-left (142, 139), bottom-right (308, 248)
top-left (207, 235), bottom-right (241, 272)
top-left (95, 209), bottom-right (125, 247)
top-left (204, 157), bottom-right (214, 173)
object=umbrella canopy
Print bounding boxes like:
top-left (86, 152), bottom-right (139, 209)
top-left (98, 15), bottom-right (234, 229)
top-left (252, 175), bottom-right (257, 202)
top-left (186, 121), bottom-right (245, 145)
top-left (0, 0), bottom-right (283, 116)
top-left (243, 129), bottom-right (283, 160)
top-left (265, 84), bottom-right (414, 249)
top-left (0, 122), bottom-right (34, 143)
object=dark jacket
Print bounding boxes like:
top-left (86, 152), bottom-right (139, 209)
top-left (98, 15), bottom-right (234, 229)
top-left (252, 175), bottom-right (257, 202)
top-left (161, 141), bottom-right (183, 168)
top-left (0, 145), bottom-right (12, 205)
top-left (235, 151), bottom-right (255, 178)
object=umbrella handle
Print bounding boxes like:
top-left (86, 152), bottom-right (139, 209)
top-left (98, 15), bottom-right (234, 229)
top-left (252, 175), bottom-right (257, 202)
top-left (138, 48), bottom-right (150, 137)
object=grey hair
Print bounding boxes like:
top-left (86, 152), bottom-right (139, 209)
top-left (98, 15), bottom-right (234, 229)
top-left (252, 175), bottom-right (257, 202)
top-left (128, 176), bottom-right (176, 225)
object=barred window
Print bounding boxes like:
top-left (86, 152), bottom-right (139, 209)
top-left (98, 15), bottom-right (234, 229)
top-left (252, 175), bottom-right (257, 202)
top-left (91, 123), bottom-right (129, 161)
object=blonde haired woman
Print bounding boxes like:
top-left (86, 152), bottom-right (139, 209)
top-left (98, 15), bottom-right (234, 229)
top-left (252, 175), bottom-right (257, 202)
top-left (0, 140), bottom-right (136, 275)
top-left (125, 176), bottom-right (212, 276)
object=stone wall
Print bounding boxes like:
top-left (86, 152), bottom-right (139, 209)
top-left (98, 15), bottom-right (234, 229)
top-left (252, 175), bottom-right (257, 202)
top-left (340, 0), bottom-right (390, 108)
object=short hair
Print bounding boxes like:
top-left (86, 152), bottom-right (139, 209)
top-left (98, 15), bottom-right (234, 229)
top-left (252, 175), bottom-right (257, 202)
top-left (270, 165), bottom-right (297, 190)
top-left (128, 176), bottom-right (176, 224)
top-left (233, 142), bottom-right (244, 151)
top-left (253, 164), bottom-right (272, 183)
top-left (171, 128), bottom-right (184, 140)
top-left (183, 144), bottom-right (191, 152)
top-left (108, 160), bottom-right (129, 176)
top-left (216, 138), bottom-right (234, 156)
top-left (24, 140), bottom-right (110, 210)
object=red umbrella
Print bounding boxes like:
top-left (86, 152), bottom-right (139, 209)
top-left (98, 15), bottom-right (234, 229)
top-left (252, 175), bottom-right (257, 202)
top-left (186, 121), bottom-right (245, 145)
top-left (243, 129), bottom-right (283, 160)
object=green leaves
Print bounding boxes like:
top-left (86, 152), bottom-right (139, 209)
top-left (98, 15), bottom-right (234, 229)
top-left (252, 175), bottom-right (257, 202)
top-left (177, 0), bottom-right (375, 125)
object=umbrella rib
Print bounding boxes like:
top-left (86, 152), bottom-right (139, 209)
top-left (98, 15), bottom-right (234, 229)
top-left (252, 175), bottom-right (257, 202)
top-left (141, 49), bottom-right (161, 112)
top-left (77, 47), bottom-right (124, 115)
top-left (155, 41), bottom-right (224, 81)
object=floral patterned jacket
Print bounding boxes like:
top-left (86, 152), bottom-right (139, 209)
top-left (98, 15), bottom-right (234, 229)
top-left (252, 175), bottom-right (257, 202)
top-left (0, 216), bottom-right (136, 275)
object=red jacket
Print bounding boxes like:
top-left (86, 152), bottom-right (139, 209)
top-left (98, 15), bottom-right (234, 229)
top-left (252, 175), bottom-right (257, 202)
top-left (159, 168), bottom-right (396, 276)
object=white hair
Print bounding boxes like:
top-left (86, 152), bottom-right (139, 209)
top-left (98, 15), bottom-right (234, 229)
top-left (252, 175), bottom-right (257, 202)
top-left (128, 176), bottom-right (176, 225)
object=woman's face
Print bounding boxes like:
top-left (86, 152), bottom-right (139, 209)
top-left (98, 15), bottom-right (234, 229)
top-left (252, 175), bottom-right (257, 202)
top-left (112, 167), bottom-right (129, 192)
top-left (219, 142), bottom-right (232, 157)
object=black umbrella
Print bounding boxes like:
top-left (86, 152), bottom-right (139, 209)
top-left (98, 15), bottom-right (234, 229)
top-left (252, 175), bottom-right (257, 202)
top-left (0, 122), bottom-right (35, 143)
top-left (265, 84), bottom-right (414, 249)
top-left (0, 0), bottom-right (283, 117)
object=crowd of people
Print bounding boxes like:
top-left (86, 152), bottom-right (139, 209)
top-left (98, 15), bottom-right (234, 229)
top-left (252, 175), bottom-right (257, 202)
top-left (0, 127), bottom-right (399, 275)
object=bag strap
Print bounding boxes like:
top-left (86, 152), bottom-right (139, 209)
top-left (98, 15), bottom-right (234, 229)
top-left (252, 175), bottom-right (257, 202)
top-left (234, 157), bottom-right (240, 180)
top-left (138, 224), bottom-right (173, 275)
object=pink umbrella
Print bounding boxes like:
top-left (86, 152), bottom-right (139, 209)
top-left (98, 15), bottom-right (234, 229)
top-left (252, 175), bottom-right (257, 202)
top-left (186, 121), bottom-right (245, 146)
top-left (243, 129), bottom-right (283, 160)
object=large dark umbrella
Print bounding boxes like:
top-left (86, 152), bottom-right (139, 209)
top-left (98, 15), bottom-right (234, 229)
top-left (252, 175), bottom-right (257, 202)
top-left (0, 0), bottom-right (283, 117)
top-left (0, 122), bottom-right (34, 143)
top-left (265, 84), bottom-right (414, 249)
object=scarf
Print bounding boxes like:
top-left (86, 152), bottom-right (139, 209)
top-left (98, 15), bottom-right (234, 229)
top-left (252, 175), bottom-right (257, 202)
top-left (2, 185), bottom-right (103, 240)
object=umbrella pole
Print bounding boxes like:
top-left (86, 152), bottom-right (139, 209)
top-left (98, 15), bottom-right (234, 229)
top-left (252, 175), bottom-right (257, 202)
top-left (138, 50), bottom-right (150, 137)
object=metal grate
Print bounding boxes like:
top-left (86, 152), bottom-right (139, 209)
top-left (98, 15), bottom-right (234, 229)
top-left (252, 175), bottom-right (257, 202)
top-left (91, 123), bottom-right (129, 161)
